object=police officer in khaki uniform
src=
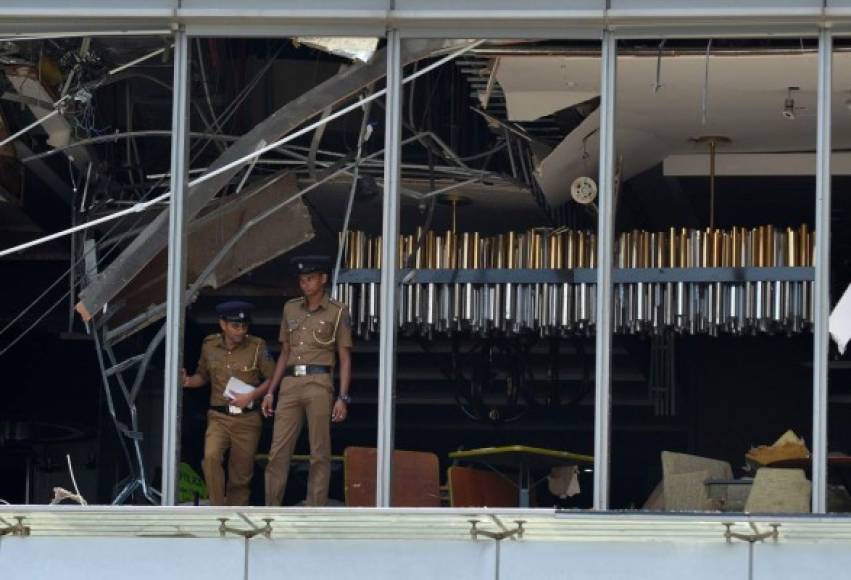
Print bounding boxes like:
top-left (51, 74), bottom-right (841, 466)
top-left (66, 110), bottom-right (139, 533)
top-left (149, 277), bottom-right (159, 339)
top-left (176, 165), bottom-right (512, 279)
top-left (182, 301), bottom-right (276, 506)
top-left (262, 256), bottom-right (352, 507)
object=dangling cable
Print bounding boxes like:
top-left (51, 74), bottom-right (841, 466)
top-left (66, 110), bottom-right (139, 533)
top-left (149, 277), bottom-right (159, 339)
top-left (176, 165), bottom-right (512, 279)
top-left (701, 40), bottom-right (713, 126)
top-left (654, 39), bottom-right (666, 93)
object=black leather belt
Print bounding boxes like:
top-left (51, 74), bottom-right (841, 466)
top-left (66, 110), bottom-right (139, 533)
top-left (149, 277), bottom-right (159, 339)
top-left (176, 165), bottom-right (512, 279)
top-left (210, 405), bottom-right (259, 416)
top-left (284, 364), bottom-right (332, 377)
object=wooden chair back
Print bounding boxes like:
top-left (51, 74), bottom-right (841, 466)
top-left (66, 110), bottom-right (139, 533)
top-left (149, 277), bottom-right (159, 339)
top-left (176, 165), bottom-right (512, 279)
top-left (343, 446), bottom-right (441, 507)
top-left (448, 465), bottom-right (518, 508)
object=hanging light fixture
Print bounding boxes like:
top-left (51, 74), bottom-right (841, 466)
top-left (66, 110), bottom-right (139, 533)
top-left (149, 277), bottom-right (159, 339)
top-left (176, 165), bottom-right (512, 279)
top-left (690, 135), bottom-right (731, 229)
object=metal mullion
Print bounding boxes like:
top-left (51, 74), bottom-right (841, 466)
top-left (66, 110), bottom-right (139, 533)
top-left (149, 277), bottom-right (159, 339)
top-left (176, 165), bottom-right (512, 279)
top-left (812, 28), bottom-right (832, 515)
top-left (161, 28), bottom-right (190, 507)
top-left (608, 24), bottom-right (820, 41)
top-left (376, 29), bottom-right (402, 508)
top-left (184, 24), bottom-right (386, 38)
top-left (593, 30), bottom-right (616, 511)
top-left (396, 27), bottom-right (603, 40)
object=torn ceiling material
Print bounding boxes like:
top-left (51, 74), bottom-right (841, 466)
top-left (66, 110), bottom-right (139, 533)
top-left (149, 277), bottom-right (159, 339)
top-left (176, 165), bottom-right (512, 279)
top-left (494, 52), bottom-right (851, 207)
top-left (4, 65), bottom-right (94, 166)
top-left (495, 55), bottom-right (599, 122)
top-left (105, 172), bottom-right (313, 342)
top-left (75, 38), bottom-right (475, 322)
top-left (295, 37), bottom-right (379, 63)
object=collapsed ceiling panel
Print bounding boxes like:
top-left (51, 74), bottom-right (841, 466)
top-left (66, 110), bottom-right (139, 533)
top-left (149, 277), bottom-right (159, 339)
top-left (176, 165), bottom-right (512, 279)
top-left (295, 37), bottom-right (379, 63)
top-left (496, 51), bottom-right (851, 207)
top-left (107, 173), bottom-right (314, 340)
top-left (495, 55), bottom-right (600, 122)
top-left (76, 38), bottom-right (474, 322)
top-left (4, 66), bottom-right (93, 165)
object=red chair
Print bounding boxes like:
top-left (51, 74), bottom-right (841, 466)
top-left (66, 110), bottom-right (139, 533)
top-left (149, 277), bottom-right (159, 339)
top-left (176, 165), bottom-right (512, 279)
top-left (343, 447), bottom-right (441, 507)
top-left (448, 465), bottom-right (518, 507)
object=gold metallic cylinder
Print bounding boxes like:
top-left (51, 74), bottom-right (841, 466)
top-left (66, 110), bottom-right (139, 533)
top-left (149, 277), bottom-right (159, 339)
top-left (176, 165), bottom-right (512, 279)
top-left (415, 229), bottom-right (424, 269)
top-left (460, 232), bottom-right (470, 269)
top-left (667, 228), bottom-right (676, 268)
top-left (495, 234), bottom-right (505, 268)
top-left (799, 224), bottom-right (809, 267)
top-left (364, 233), bottom-right (370, 269)
top-left (351, 231), bottom-right (359, 268)
top-left (536, 230), bottom-right (543, 268)
top-left (472, 232), bottom-right (481, 269)
top-left (731, 227), bottom-right (740, 268)
top-left (629, 230), bottom-right (639, 269)
top-left (566, 230), bottom-right (576, 269)
top-left (712, 229), bottom-right (721, 268)
top-left (766, 225), bottom-right (775, 267)
top-left (786, 227), bottom-right (796, 268)
top-left (722, 231), bottom-right (731, 268)
top-left (588, 233), bottom-right (597, 268)
top-left (701, 228), bottom-right (711, 268)
top-left (547, 232), bottom-right (556, 269)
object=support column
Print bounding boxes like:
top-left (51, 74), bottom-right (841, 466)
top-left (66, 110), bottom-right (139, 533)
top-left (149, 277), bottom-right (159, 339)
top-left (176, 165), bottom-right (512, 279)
top-left (812, 28), bottom-right (832, 514)
top-left (593, 30), bottom-right (616, 511)
top-left (161, 28), bottom-right (190, 506)
top-left (376, 29), bottom-right (402, 507)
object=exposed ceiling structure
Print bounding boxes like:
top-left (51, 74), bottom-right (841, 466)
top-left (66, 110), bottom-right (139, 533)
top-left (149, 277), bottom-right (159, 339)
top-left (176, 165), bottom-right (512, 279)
top-left (494, 51), bottom-right (851, 206)
top-left (2, 37), bottom-right (847, 345)
top-left (2, 36), bottom-right (850, 508)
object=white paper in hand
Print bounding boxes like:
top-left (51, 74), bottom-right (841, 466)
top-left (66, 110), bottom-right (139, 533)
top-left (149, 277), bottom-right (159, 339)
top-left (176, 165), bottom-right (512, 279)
top-left (829, 282), bottom-right (851, 355)
top-left (224, 376), bottom-right (256, 410)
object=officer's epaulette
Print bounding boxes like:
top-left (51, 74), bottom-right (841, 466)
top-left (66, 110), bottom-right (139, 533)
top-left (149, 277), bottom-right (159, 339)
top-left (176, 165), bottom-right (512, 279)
top-left (203, 333), bottom-right (221, 343)
top-left (329, 297), bottom-right (346, 310)
top-left (285, 296), bottom-right (305, 305)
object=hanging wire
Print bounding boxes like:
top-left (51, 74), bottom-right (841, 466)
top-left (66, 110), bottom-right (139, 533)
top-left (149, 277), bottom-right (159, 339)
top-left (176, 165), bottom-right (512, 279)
top-left (654, 39), bottom-right (666, 93)
top-left (2, 39), bottom-right (487, 260)
top-left (0, 172), bottom-right (173, 355)
top-left (331, 88), bottom-right (374, 293)
top-left (1, 40), bottom-right (486, 352)
top-left (701, 39), bottom-right (713, 126)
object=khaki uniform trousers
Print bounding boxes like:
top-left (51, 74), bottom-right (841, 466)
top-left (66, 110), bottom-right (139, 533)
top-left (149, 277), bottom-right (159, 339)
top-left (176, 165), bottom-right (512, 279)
top-left (202, 410), bottom-right (263, 506)
top-left (265, 377), bottom-right (333, 506)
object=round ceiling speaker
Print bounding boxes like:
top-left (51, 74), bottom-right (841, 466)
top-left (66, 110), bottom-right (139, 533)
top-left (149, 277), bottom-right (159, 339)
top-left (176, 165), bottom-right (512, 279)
top-left (570, 176), bottom-right (598, 205)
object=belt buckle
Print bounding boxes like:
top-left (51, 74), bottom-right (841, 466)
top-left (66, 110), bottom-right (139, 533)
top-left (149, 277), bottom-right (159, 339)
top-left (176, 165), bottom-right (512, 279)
top-left (294, 364), bottom-right (307, 377)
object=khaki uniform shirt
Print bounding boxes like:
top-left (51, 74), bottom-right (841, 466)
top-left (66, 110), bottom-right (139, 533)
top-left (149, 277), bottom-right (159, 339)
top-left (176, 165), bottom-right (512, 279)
top-left (278, 294), bottom-right (352, 389)
top-left (196, 334), bottom-right (276, 406)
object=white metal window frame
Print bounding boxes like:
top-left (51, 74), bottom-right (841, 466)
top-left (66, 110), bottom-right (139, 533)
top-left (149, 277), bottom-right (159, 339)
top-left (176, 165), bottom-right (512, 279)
top-left (11, 2), bottom-right (851, 38)
top-left (387, 25), bottom-right (833, 513)
top-left (0, 3), bottom-right (837, 513)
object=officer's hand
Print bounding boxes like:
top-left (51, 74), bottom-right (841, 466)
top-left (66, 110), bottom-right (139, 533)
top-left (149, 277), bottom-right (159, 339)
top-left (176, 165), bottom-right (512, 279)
top-left (229, 392), bottom-right (254, 409)
top-left (180, 368), bottom-right (189, 388)
top-left (262, 395), bottom-right (274, 417)
top-left (331, 399), bottom-right (348, 423)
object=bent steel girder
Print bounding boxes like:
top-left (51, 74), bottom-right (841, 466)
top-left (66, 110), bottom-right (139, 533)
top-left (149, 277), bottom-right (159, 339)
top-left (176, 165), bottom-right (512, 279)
top-left (76, 38), bottom-right (474, 321)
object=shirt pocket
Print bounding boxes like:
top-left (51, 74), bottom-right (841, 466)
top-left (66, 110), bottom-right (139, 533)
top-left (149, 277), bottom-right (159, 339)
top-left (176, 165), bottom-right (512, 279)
top-left (313, 319), bottom-right (334, 344)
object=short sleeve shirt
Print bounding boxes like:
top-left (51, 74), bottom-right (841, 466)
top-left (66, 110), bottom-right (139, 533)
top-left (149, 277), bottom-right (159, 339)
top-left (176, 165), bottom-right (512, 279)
top-left (278, 294), bottom-right (353, 367)
top-left (196, 334), bottom-right (276, 406)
